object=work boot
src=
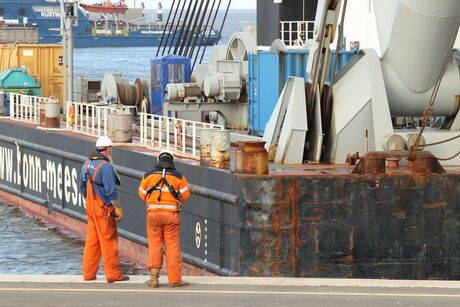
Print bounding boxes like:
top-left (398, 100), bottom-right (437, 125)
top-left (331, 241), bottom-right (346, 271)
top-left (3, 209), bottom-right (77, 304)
top-left (107, 275), bottom-right (130, 283)
top-left (146, 268), bottom-right (160, 288)
top-left (169, 280), bottom-right (189, 287)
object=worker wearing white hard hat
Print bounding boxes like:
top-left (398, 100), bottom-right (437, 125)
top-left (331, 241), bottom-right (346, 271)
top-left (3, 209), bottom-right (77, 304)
top-left (78, 135), bottom-right (128, 283)
top-left (138, 149), bottom-right (190, 288)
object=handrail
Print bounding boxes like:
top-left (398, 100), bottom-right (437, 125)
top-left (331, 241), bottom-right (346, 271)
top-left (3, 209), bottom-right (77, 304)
top-left (139, 112), bottom-right (224, 158)
top-left (280, 21), bottom-right (315, 47)
top-left (9, 93), bottom-right (48, 123)
top-left (66, 101), bottom-right (118, 136)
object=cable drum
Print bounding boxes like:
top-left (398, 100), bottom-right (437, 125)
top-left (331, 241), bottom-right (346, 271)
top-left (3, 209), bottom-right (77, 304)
top-left (116, 78), bottom-right (145, 107)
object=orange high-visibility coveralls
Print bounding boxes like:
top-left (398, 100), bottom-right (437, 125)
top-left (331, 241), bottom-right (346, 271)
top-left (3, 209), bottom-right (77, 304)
top-left (138, 168), bottom-right (190, 284)
top-left (82, 161), bottom-right (124, 283)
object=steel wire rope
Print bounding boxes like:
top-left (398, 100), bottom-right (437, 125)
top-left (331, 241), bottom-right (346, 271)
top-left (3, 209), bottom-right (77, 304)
top-left (160, 0), bottom-right (182, 56)
top-left (408, 21), bottom-right (460, 161)
top-left (173, 0), bottom-right (194, 55)
top-left (183, 0), bottom-right (206, 57)
top-left (166, 0), bottom-right (188, 55)
top-left (156, 0), bottom-right (176, 57)
top-left (192, 0), bottom-right (217, 70)
top-left (178, 0), bottom-right (201, 56)
top-left (199, 0), bottom-right (222, 64)
top-left (188, 0), bottom-right (211, 59)
top-left (214, 0), bottom-right (231, 45)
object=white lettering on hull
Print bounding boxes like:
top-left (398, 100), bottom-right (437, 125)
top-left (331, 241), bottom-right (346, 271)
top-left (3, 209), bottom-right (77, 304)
top-left (0, 144), bottom-right (85, 208)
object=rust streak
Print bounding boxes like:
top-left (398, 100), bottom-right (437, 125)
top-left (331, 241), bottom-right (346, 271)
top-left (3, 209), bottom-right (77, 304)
top-left (342, 255), bottom-right (353, 264)
top-left (302, 264), bottom-right (337, 275)
top-left (299, 217), bottom-right (321, 221)
top-left (423, 202), bottom-right (447, 209)
top-left (393, 211), bottom-right (407, 219)
top-left (314, 209), bottom-right (327, 213)
top-left (303, 201), bottom-right (347, 205)
top-left (375, 201), bottom-right (388, 205)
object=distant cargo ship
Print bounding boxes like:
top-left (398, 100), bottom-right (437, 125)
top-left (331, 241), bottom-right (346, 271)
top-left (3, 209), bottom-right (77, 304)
top-left (0, 0), bottom-right (219, 48)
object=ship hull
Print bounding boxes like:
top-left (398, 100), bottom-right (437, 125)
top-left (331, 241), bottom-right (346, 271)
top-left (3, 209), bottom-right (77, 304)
top-left (1, 119), bottom-right (460, 279)
top-left (39, 34), bottom-right (218, 48)
top-left (1, 0), bottom-right (220, 48)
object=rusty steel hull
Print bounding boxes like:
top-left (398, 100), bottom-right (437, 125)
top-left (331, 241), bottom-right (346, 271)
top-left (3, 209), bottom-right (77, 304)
top-left (239, 173), bottom-right (460, 278)
top-left (1, 119), bottom-right (460, 279)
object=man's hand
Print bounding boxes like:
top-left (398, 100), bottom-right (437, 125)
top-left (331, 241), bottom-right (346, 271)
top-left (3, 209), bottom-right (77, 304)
top-left (111, 200), bottom-right (122, 223)
top-left (114, 207), bottom-right (123, 223)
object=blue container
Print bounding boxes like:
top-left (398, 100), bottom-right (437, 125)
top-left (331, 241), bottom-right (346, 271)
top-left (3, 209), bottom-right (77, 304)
top-left (248, 50), bottom-right (356, 136)
top-left (150, 54), bottom-right (191, 115)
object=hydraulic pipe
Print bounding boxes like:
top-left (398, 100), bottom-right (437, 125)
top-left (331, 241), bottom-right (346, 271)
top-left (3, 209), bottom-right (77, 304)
top-left (184, 0), bottom-right (207, 58)
top-left (215, 0), bottom-right (231, 45)
top-left (192, 0), bottom-right (217, 70)
top-left (156, 0), bottom-right (176, 57)
top-left (166, 0), bottom-right (188, 55)
top-left (178, 0), bottom-right (200, 56)
top-left (173, 0), bottom-right (194, 55)
top-left (199, 0), bottom-right (222, 64)
top-left (189, 0), bottom-right (211, 59)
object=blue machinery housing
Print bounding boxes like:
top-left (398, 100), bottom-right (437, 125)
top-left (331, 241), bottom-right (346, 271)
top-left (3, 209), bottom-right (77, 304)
top-left (248, 50), bottom-right (356, 136)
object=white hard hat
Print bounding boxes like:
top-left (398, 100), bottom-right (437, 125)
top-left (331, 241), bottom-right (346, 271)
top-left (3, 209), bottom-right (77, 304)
top-left (95, 136), bottom-right (113, 148)
top-left (158, 149), bottom-right (174, 160)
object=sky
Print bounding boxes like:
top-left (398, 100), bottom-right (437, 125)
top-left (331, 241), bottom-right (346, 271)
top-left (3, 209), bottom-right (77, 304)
top-left (85, 0), bottom-right (256, 10)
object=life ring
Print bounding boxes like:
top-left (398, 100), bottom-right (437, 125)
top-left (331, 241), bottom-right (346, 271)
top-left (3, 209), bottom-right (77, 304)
top-left (68, 104), bottom-right (75, 126)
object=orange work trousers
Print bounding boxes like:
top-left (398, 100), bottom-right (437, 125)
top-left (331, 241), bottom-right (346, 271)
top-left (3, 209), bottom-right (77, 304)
top-left (82, 174), bottom-right (123, 283)
top-left (146, 211), bottom-right (182, 284)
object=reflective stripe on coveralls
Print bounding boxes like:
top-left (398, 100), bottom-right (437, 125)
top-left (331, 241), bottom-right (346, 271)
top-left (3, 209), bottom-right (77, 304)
top-left (147, 204), bottom-right (180, 210)
top-left (82, 161), bottom-right (123, 283)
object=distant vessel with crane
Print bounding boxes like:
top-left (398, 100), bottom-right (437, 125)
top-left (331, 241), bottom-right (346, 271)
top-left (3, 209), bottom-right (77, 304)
top-left (0, 0), bottom-right (219, 48)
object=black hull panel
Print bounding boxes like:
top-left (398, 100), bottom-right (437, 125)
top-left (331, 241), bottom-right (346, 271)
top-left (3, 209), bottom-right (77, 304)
top-left (0, 120), bottom-right (459, 279)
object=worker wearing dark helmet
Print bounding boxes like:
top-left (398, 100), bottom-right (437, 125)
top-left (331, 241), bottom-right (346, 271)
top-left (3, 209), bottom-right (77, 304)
top-left (138, 149), bottom-right (190, 288)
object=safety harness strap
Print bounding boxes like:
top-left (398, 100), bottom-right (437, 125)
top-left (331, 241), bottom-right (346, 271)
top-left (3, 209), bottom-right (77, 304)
top-left (86, 161), bottom-right (107, 200)
top-left (146, 168), bottom-right (182, 203)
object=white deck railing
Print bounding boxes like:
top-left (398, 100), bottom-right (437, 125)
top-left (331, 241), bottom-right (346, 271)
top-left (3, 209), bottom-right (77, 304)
top-left (66, 101), bottom-right (119, 136)
top-left (139, 112), bottom-right (224, 158)
top-left (280, 21), bottom-right (315, 47)
top-left (9, 93), bottom-right (48, 123)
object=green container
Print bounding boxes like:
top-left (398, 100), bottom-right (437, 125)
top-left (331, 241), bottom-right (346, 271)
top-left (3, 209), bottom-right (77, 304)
top-left (0, 68), bottom-right (41, 96)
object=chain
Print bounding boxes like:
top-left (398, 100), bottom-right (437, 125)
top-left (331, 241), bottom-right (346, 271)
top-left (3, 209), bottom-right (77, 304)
top-left (413, 133), bottom-right (460, 148)
top-left (435, 150), bottom-right (460, 161)
top-left (408, 22), bottom-right (460, 161)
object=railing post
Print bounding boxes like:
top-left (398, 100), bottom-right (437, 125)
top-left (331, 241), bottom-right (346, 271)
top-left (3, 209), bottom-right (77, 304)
top-left (140, 112), bottom-right (144, 145)
top-left (166, 117), bottom-right (170, 149)
top-left (182, 121), bottom-right (186, 154)
top-left (192, 122), bottom-right (196, 156)
top-left (151, 115), bottom-right (155, 148)
top-left (174, 118), bottom-right (178, 152)
top-left (97, 106), bottom-right (101, 135)
top-left (159, 116), bottom-right (162, 148)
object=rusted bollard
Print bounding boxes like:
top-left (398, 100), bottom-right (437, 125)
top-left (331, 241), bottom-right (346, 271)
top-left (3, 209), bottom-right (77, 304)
top-left (235, 141), bottom-right (269, 175)
top-left (210, 130), bottom-right (230, 170)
